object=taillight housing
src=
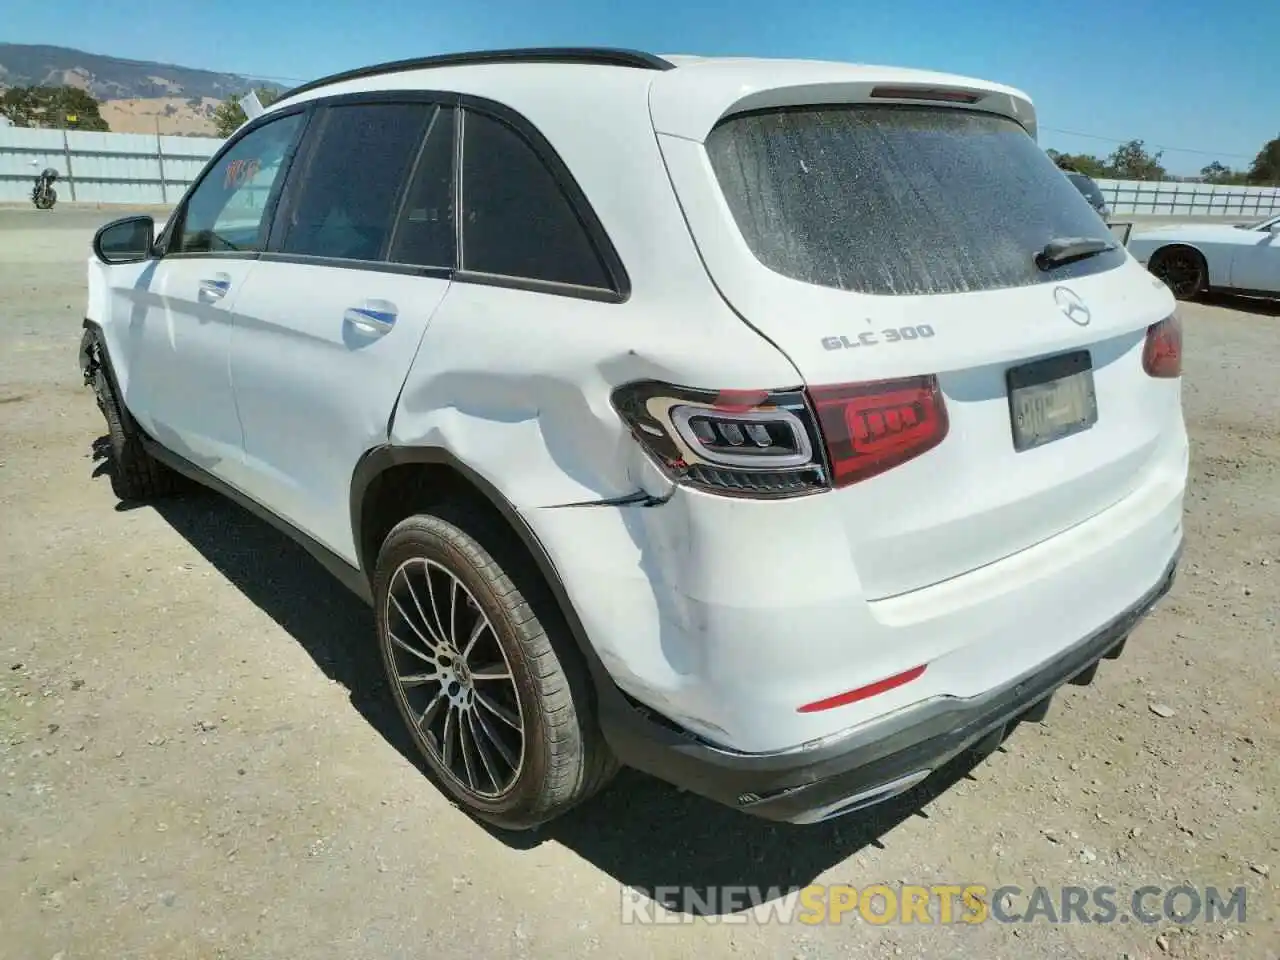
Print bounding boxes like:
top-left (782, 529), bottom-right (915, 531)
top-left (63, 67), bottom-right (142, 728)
top-left (611, 375), bottom-right (949, 498)
top-left (1143, 315), bottom-right (1182, 378)
top-left (810, 376), bottom-right (949, 487)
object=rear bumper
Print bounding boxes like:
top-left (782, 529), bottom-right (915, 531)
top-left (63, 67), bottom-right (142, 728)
top-left (598, 544), bottom-right (1179, 824)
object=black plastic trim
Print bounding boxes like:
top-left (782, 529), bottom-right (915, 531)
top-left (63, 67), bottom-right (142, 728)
top-left (142, 438), bottom-right (373, 604)
top-left (600, 544), bottom-right (1182, 822)
top-left (257, 252), bottom-right (453, 279)
top-left (276, 48), bottom-right (676, 104)
top-left (452, 269), bottom-right (627, 303)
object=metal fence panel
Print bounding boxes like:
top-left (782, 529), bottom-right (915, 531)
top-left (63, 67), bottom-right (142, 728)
top-left (4, 127), bottom-right (1280, 218)
top-left (0, 127), bottom-right (223, 204)
top-left (1094, 178), bottom-right (1280, 217)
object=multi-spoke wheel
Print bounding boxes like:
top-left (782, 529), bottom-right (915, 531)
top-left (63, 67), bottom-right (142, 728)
top-left (386, 558), bottom-right (525, 799)
top-left (373, 510), bottom-right (618, 829)
top-left (1149, 246), bottom-right (1206, 301)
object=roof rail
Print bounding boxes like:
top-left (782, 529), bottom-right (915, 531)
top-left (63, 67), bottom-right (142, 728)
top-left (276, 47), bottom-right (676, 103)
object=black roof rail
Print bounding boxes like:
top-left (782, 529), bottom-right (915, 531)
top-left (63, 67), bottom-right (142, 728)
top-left (276, 47), bottom-right (676, 103)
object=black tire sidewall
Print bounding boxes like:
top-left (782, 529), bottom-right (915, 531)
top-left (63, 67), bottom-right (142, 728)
top-left (372, 516), bottom-right (559, 826)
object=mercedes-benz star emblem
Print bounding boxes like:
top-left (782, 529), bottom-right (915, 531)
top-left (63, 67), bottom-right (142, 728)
top-left (1053, 286), bottom-right (1091, 327)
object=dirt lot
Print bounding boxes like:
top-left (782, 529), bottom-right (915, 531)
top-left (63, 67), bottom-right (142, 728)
top-left (1, 207), bottom-right (1276, 960)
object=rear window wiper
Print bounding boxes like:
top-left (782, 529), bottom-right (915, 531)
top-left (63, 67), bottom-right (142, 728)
top-left (1035, 236), bottom-right (1117, 270)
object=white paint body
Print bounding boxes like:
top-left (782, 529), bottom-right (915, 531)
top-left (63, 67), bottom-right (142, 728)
top-left (88, 55), bottom-right (1187, 756)
top-left (1128, 214), bottom-right (1280, 293)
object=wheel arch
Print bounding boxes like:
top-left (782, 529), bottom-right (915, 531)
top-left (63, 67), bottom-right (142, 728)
top-left (1149, 241), bottom-right (1212, 286)
top-left (350, 446), bottom-right (613, 688)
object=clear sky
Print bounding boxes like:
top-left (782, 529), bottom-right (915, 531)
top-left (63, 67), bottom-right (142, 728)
top-left (9, 0), bottom-right (1276, 175)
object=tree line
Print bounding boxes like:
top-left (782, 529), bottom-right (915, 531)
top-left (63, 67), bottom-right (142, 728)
top-left (1048, 137), bottom-right (1280, 186)
top-left (0, 85), bottom-right (110, 131)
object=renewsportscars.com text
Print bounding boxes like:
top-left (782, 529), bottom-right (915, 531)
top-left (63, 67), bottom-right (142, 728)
top-left (620, 883), bottom-right (1249, 925)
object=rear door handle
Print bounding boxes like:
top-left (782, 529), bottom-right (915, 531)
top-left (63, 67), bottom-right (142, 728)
top-left (198, 273), bottom-right (231, 301)
top-left (343, 300), bottom-right (398, 336)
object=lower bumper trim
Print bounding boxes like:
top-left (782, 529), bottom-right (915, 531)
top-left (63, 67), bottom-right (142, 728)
top-left (599, 543), bottom-right (1180, 823)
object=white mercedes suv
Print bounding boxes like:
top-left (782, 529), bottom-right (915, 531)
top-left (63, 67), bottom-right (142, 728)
top-left (80, 48), bottom-right (1187, 829)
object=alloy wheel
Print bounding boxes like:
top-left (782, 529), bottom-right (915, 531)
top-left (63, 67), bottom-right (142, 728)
top-left (1152, 251), bottom-right (1203, 299)
top-left (383, 558), bottom-right (525, 799)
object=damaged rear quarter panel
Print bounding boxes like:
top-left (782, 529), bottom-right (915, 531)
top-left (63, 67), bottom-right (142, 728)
top-left (387, 280), bottom-right (800, 509)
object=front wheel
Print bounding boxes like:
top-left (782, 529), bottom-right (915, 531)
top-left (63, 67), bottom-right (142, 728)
top-left (33, 187), bottom-right (56, 210)
top-left (373, 511), bottom-right (617, 830)
top-left (1149, 246), bottom-right (1205, 300)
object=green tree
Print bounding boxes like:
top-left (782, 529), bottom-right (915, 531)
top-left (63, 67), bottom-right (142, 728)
top-left (1247, 137), bottom-right (1280, 185)
top-left (1105, 139), bottom-right (1166, 181)
top-left (0, 85), bottom-right (109, 131)
top-left (212, 88), bottom-right (281, 137)
top-left (1048, 150), bottom-right (1109, 178)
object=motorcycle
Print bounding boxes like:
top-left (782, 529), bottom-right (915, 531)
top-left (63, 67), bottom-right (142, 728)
top-left (31, 167), bottom-right (58, 210)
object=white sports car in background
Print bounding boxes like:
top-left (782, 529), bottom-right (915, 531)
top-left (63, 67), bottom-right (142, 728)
top-left (1127, 213), bottom-right (1280, 300)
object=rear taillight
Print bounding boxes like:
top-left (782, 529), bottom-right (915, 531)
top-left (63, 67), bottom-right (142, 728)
top-left (611, 381), bottom-right (828, 497)
top-left (809, 376), bottom-right (949, 488)
top-left (1143, 315), bottom-right (1182, 378)
top-left (611, 375), bottom-right (949, 498)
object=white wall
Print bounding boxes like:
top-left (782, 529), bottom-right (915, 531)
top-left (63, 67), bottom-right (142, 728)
top-left (0, 126), bottom-right (222, 204)
top-left (1094, 178), bottom-right (1280, 218)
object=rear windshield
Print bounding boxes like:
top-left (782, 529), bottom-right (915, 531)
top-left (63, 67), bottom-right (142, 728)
top-left (705, 105), bottom-right (1124, 296)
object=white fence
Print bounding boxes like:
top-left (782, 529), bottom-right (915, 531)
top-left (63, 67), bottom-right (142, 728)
top-left (1092, 178), bottom-right (1279, 218)
top-left (0, 126), bottom-right (222, 204)
top-left (4, 126), bottom-right (1280, 219)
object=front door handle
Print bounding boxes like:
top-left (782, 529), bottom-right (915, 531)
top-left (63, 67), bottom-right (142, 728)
top-left (198, 273), bottom-right (231, 302)
top-left (343, 300), bottom-right (398, 336)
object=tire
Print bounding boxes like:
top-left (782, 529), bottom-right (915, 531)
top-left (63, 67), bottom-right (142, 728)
top-left (90, 352), bottom-right (182, 501)
top-left (33, 187), bottom-right (55, 210)
top-left (1149, 246), bottom-right (1206, 301)
top-left (373, 510), bottom-right (618, 830)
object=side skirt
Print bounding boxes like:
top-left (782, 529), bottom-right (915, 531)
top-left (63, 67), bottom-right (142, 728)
top-left (140, 437), bottom-right (374, 606)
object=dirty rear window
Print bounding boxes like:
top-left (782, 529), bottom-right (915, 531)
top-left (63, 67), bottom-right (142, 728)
top-left (705, 105), bottom-right (1124, 296)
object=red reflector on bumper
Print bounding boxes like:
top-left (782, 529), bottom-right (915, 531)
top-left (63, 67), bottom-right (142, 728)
top-left (797, 664), bottom-right (928, 713)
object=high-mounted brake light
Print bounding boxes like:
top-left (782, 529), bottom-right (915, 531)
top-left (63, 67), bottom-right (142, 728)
top-left (808, 376), bottom-right (949, 487)
top-left (611, 375), bottom-right (950, 499)
top-left (1143, 315), bottom-right (1182, 378)
top-left (869, 86), bottom-right (982, 104)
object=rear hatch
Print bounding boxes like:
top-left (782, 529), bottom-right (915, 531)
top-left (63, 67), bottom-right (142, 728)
top-left (657, 86), bottom-right (1178, 600)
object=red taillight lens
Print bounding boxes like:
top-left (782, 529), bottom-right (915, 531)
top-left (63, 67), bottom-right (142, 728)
top-left (807, 376), bottom-right (949, 487)
top-left (1143, 315), bottom-right (1182, 378)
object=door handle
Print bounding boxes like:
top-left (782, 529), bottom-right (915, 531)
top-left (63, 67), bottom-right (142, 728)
top-left (198, 273), bottom-right (231, 301)
top-left (343, 300), bottom-right (398, 336)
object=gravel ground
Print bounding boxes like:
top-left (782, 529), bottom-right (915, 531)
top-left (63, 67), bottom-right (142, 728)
top-left (1, 207), bottom-right (1276, 960)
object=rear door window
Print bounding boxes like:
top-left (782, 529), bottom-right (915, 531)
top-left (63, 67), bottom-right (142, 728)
top-left (387, 106), bottom-right (457, 269)
top-left (704, 105), bottom-right (1125, 296)
top-left (275, 102), bottom-right (433, 262)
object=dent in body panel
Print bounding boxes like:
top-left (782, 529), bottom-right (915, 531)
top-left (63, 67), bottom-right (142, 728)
top-left (387, 281), bottom-right (802, 510)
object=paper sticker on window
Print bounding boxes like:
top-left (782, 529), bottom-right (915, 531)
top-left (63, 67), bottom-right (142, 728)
top-left (224, 157), bottom-right (262, 190)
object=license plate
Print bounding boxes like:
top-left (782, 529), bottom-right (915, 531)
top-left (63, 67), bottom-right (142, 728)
top-left (1006, 350), bottom-right (1098, 452)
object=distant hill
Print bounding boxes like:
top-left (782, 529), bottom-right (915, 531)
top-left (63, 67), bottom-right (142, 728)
top-left (0, 43), bottom-right (284, 102)
top-left (0, 43), bottom-right (288, 136)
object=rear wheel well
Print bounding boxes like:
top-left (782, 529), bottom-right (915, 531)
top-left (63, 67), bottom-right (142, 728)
top-left (1152, 243), bottom-right (1209, 276)
top-left (355, 459), bottom-right (606, 733)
